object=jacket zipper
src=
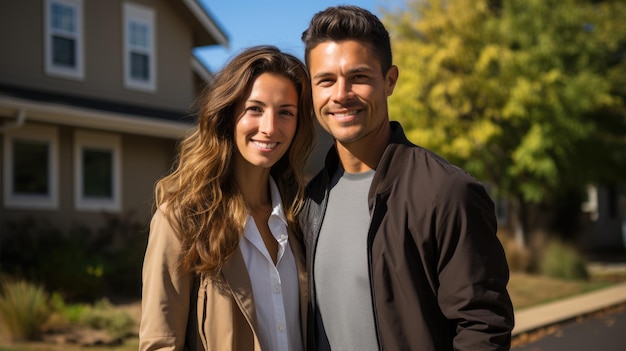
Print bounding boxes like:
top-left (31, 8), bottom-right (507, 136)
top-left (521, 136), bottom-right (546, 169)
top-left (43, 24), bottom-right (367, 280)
top-left (367, 198), bottom-right (383, 350)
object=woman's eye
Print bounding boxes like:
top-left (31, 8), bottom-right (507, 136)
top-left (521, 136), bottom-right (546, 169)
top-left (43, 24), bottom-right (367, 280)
top-left (280, 110), bottom-right (296, 117)
top-left (246, 106), bottom-right (262, 113)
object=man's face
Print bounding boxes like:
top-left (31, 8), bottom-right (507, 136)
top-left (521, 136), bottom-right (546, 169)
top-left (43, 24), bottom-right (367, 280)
top-left (308, 40), bottom-right (397, 146)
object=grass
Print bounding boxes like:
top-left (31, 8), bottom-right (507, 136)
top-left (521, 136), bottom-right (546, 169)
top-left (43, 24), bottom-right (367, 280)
top-left (1, 270), bottom-right (625, 351)
top-left (0, 338), bottom-right (138, 351)
top-left (0, 280), bottom-right (51, 342)
top-left (509, 272), bottom-right (612, 310)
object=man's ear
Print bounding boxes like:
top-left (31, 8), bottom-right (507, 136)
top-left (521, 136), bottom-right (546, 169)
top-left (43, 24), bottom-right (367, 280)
top-left (385, 65), bottom-right (399, 96)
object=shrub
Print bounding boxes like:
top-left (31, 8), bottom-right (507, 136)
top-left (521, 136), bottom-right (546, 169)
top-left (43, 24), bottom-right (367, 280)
top-left (539, 239), bottom-right (589, 280)
top-left (498, 232), bottom-right (532, 272)
top-left (78, 299), bottom-right (136, 340)
top-left (48, 293), bottom-right (136, 341)
top-left (0, 279), bottom-right (52, 342)
top-left (1, 214), bottom-right (146, 302)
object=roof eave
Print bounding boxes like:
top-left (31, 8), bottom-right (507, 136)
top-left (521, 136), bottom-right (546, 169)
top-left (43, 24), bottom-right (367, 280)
top-left (0, 95), bottom-right (192, 139)
top-left (182, 0), bottom-right (229, 48)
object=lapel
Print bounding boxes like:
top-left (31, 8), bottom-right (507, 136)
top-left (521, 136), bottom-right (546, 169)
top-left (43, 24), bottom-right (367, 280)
top-left (289, 229), bottom-right (308, 348)
top-left (221, 248), bottom-right (257, 330)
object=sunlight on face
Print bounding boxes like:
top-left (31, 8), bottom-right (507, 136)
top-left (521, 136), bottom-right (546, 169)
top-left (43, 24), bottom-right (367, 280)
top-left (234, 73), bottom-right (299, 173)
top-left (308, 40), bottom-right (397, 146)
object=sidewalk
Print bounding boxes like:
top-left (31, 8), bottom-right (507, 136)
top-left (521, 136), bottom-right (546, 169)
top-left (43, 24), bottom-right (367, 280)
top-left (513, 282), bottom-right (626, 335)
top-left (513, 260), bottom-right (626, 336)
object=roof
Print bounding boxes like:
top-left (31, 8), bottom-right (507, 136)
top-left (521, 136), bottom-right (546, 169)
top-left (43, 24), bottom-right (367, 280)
top-left (180, 0), bottom-right (229, 48)
top-left (0, 84), bottom-right (194, 139)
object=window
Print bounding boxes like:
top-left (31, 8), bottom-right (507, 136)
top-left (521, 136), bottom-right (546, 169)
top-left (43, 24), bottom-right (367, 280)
top-left (582, 185), bottom-right (599, 221)
top-left (44, 0), bottom-right (84, 80)
top-left (3, 125), bottom-right (59, 209)
top-left (123, 3), bottom-right (156, 92)
top-left (74, 131), bottom-right (121, 212)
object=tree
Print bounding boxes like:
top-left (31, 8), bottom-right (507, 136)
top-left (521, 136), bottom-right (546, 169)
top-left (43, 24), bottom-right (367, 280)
top-left (384, 0), bottom-right (626, 244)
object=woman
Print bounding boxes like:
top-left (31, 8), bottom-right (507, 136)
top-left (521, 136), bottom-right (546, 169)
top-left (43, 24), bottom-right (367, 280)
top-left (139, 46), bottom-right (315, 351)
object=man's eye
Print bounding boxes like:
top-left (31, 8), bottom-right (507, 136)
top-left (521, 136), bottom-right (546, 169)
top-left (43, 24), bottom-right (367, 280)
top-left (316, 78), bottom-right (334, 87)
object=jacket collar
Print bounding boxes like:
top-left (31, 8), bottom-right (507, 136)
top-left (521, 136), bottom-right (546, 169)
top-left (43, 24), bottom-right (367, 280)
top-left (321, 121), bottom-right (412, 195)
top-left (221, 249), bottom-right (257, 330)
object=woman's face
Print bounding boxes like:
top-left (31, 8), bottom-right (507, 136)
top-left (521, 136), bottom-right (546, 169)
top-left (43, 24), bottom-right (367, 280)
top-left (233, 72), bottom-right (299, 171)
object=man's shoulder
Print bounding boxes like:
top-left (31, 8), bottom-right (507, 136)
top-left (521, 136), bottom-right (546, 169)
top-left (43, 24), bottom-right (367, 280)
top-left (391, 142), bottom-right (460, 174)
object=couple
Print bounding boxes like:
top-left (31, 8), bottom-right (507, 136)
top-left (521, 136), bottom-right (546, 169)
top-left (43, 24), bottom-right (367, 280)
top-left (139, 5), bottom-right (514, 351)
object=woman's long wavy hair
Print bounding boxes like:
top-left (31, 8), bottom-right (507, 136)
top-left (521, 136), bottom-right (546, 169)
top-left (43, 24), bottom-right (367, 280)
top-left (154, 45), bottom-right (315, 276)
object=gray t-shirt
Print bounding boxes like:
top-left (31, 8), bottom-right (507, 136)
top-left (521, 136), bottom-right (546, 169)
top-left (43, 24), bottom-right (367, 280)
top-left (314, 168), bottom-right (378, 350)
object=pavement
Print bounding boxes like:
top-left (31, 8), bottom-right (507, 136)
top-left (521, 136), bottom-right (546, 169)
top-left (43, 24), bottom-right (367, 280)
top-left (512, 259), bottom-right (626, 336)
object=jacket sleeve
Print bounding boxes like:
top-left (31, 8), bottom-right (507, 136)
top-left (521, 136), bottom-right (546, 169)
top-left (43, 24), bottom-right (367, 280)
top-left (435, 172), bottom-right (515, 350)
top-left (139, 208), bottom-right (193, 351)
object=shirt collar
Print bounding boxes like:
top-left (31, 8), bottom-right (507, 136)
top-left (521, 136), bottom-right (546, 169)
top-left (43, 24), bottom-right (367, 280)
top-left (268, 176), bottom-right (288, 227)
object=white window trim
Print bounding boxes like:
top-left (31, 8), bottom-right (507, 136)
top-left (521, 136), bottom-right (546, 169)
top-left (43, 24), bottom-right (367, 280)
top-left (74, 131), bottom-right (122, 212)
top-left (3, 124), bottom-right (59, 210)
top-left (123, 2), bottom-right (156, 92)
top-left (44, 0), bottom-right (84, 80)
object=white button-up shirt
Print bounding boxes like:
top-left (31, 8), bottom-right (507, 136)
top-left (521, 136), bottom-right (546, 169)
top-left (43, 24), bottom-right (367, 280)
top-left (239, 177), bottom-right (302, 351)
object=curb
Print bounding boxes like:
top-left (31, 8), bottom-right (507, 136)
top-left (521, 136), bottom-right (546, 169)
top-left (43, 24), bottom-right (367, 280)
top-left (512, 282), bottom-right (626, 335)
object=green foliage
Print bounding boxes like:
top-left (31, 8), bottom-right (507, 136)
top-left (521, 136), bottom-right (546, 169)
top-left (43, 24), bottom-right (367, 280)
top-left (539, 239), bottom-right (589, 280)
top-left (0, 283), bottom-right (136, 345)
top-left (0, 279), bottom-right (52, 342)
top-left (0, 214), bottom-right (146, 302)
top-left (384, 0), bottom-right (626, 208)
top-left (49, 293), bottom-right (88, 324)
top-left (77, 299), bottom-right (135, 340)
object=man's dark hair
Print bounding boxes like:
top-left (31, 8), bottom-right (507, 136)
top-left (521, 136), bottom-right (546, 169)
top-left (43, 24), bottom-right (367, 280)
top-left (301, 5), bottom-right (392, 73)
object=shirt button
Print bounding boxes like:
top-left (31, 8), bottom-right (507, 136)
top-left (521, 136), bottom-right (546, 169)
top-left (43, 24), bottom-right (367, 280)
top-left (274, 286), bottom-right (281, 293)
top-left (278, 324), bottom-right (286, 331)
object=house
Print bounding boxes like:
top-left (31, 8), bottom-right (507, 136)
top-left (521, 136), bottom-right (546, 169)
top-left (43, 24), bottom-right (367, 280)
top-left (0, 0), bottom-right (228, 235)
top-left (580, 185), bottom-right (626, 252)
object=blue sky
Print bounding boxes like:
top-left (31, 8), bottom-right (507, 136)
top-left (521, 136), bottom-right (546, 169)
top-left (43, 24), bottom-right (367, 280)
top-left (195, 0), bottom-right (406, 72)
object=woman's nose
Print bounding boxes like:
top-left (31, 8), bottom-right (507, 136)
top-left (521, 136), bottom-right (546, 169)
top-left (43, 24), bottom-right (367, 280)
top-left (259, 112), bottom-right (276, 136)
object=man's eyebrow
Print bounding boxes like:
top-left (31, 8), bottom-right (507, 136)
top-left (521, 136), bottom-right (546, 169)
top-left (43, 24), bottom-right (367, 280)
top-left (312, 72), bottom-right (334, 80)
top-left (312, 66), bottom-right (374, 80)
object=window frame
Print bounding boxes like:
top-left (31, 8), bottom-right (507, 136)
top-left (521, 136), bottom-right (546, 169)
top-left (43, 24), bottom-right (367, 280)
top-left (3, 125), bottom-right (60, 210)
top-left (44, 0), bottom-right (84, 80)
top-left (123, 2), bottom-right (156, 92)
top-left (73, 131), bottom-right (122, 212)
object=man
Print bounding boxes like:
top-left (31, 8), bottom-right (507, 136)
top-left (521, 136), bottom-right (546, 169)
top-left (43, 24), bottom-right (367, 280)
top-left (299, 5), bottom-right (515, 350)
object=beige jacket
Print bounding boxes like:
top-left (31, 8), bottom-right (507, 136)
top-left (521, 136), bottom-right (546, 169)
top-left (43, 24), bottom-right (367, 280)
top-left (139, 208), bottom-right (308, 351)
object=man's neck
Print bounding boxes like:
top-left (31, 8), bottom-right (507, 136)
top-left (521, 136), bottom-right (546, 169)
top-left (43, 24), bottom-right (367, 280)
top-left (336, 122), bottom-right (391, 173)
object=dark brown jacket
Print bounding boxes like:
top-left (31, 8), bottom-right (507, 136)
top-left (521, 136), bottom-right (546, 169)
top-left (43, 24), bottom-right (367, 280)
top-left (300, 122), bottom-right (514, 350)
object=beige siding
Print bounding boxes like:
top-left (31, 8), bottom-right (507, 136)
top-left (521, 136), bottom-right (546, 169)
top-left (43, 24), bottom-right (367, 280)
top-left (0, 1), bottom-right (46, 84)
top-left (0, 0), bottom-right (198, 112)
top-left (0, 122), bottom-right (180, 233)
top-left (121, 133), bottom-right (179, 223)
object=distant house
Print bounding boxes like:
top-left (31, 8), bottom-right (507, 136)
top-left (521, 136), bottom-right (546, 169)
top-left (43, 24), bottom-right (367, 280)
top-left (580, 185), bottom-right (626, 252)
top-left (0, 0), bottom-right (228, 233)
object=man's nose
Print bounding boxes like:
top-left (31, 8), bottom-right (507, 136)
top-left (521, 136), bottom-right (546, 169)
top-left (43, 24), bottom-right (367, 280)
top-left (333, 78), bottom-right (351, 102)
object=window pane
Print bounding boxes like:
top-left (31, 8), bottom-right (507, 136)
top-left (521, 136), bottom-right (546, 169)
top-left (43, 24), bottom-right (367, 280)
top-left (130, 52), bottom-right (149, 80)
top-left (13, 140), bottom-right (49, 195)
top-left (82, 148), bottom-right (113, 198)
top-left (51, 3), bottom-right (75, 32)
top-left (52, 35), bottom-right (76, 66)
top-left (129, 22), bottom-right (148, 48)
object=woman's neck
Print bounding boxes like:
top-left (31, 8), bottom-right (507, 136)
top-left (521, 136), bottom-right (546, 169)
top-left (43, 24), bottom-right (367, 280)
top-left (234, 163), bottom-right (272, 210)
